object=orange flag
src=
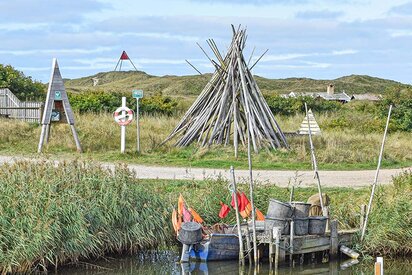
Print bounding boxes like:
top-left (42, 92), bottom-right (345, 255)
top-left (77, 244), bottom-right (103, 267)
top-left (240, 202), bottom-right (252, 219)
top-left (172, 208), bottom-right (181, 233)
top-left (189, 207), bottom-right (204, 224)
top-left (256, 208), bottom-right (265, 221)
top-left (178, 194), bottom-right (184, 217)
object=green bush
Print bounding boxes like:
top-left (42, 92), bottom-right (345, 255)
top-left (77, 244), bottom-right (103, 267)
top-left (265, 95), bottom-right (342, 115)
top-left (69, 91), bottom-right (178, 115)
top-left (380, 86), bottom-right (412, 131)
top-left (0, 64), bottom-right (45, 100)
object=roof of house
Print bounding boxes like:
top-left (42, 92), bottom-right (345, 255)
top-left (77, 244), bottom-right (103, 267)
top-left (351, 93), bottom-right (382, 101)
top-left (316, 91), bottom-right (352, 102)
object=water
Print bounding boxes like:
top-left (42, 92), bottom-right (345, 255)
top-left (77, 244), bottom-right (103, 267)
top-left (57, 250), bottom-right (412, 274)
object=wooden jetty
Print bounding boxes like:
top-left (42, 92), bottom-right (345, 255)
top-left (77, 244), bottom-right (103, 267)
top-left (253, 221), bottom-right (359, 264)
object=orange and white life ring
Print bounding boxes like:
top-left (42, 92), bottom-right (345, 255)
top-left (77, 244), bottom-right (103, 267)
top-left (113, 106), bottom-right (134, 126)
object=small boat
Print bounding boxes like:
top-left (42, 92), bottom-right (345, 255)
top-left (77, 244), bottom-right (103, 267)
top-left (188, 233), bottom-right (239, 261)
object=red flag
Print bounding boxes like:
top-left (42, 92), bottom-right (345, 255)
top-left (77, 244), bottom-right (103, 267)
top-left (182, 205), bottom-right (192, 222)
top-left (231, 192), bottom-right (241, 209)
top-left (239, 192), bottom-right (250, 212)
top-left (120, 51), bottom-right (129, 60)
top-left (219, 201), bottom-right (231, 219)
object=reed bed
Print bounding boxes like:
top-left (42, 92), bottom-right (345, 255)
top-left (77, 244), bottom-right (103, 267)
top-left (0, 161), bottom-right (171, 274)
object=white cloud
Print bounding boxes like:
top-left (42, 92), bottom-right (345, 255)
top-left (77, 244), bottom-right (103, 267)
top-left (332, 49), bottom-right (358, 55)
top-left (0, 47), bottom-right (114, 56)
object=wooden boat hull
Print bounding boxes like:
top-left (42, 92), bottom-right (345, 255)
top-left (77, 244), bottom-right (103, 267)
top-left (189, 233), bottom-right (239, 261)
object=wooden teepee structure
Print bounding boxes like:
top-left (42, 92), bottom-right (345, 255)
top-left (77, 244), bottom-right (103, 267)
top-left (164, 27), bottom-right (288, 155)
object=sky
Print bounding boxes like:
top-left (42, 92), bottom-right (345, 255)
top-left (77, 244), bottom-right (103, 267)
top-left (1, 0), bottom-right (412, 84)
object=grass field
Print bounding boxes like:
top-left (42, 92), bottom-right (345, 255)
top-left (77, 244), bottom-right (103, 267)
top-left (0, 112), bottom-right (411, 170)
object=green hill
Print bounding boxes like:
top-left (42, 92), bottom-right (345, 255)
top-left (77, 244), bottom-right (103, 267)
top-left (64, 71), bottom-right (410, 97)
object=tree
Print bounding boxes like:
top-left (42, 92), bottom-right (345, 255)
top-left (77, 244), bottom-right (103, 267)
top-left (380, 86), bottom-right (412, 131)
top-left (0, 64), bottom-right (45, 100)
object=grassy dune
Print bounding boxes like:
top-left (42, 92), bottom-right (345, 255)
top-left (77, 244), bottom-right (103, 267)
top-left (0, 112), bottom-right (411, 170)
top-left (64, 71), bottom-right (411, 97)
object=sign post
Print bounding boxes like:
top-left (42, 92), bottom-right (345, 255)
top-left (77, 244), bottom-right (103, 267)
top-left (132, 90), bottom-right (144, 153)
top-left (113, 97), bottom-right (134, 153)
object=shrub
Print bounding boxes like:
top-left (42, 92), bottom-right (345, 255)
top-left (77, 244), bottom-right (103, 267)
top-left (379, 86), bottom-right (412, 131)
top-left (0, 64), bottom-right (45, 100)
top-left (69, 91), bottom-right (178, 115)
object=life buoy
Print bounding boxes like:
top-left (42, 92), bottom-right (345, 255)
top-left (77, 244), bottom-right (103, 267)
top-left (113, 107), bottom-right (134, 126)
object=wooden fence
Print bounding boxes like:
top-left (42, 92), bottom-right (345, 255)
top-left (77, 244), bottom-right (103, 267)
top-left (0, 88), bottom-right (43, 123)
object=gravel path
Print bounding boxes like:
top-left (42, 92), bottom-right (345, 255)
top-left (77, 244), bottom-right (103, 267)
top-left (1, 155), bottom-right (410, 188)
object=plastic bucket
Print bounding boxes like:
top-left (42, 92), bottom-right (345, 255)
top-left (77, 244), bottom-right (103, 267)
top-left (293, 218), bottom-right (309, 236)
top-left (289, 201), bottom-right (311, 218)
top-left (267, 199), bottom-right (293, 219)
top-left (308, 216), bottom-right (328, 235)
top-left (264, 217), bottom-right (290, 235)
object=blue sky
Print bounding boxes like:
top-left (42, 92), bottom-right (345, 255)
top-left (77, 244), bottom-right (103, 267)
top-left (1, 0), bottom-right (412, 84)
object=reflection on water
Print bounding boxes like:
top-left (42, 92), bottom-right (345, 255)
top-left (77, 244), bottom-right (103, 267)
top-left (57, 250), bottom-right (412, 274)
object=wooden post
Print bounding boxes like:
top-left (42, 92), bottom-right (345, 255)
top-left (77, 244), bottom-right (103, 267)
top-left (230, 166), bottom-right (245, 265)
top-left (70, 125), bottom-right (83, 153)
top-left (375, 257), bottom-right (383, 275)
top-left (37, 124), bottom-right (47, 153)
top-left (329, 220), bottom-right (338, 258)
top-left (269, 228), bottom-right (274, 266)
top-left (274, 227), bottom-right (280, 273)
top-left (361, 105), bottom-right (392, 241)
top-left (289, 220), bottom-right (294, 262)
top-left (245, 227), bottom-right (252, 264)
top-left (180, 244), bottom-right (190, 263)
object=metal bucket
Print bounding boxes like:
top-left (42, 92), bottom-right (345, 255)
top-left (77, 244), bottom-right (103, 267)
top-left (267, 199), bottom-right (293, 219)
top-left (178, 222), bottom-right (203, 245)
top-left (293, 218), bottom-right (309, 236)
top-left (289, 201), bottom-right (311, 218)
top-left (308, 216), bottom-right (328, 235)
top-left (264, 217), bottom-right (290, 235)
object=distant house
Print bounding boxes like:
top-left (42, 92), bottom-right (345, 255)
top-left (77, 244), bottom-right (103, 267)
top-left (351, 93), bottom-right (382, 101)
top-left (281, 84), bottom-right (352, 103)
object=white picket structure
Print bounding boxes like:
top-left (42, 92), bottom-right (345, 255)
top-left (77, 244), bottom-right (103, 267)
top-left (0, 88), bottom-right (42, 123)
top-left (298, 109), bottom-right (321, 135)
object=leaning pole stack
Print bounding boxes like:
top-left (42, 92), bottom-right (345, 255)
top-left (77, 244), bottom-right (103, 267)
top-left (163, 27), bottom-right (288, 155)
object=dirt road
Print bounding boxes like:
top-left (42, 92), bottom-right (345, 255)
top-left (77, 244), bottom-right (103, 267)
top-left (1, 155), bottom-right (410, 188)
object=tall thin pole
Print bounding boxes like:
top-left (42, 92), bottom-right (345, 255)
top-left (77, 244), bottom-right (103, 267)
top-left (136, 98), bottom-right (140, 153)
top-left (361, 105), bottom-right (392, 241)
top-left (230, 166), bottom-right (245, 265)
top-left (121, 97), bottom-right (126, 153)
top-left (304, 103), bottom-right (325, 215)
top-left (247, 120), bottom-right (258, 264)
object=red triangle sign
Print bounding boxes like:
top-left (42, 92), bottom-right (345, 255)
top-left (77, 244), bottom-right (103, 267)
top-left (120, 51), bottom-right (129, 60)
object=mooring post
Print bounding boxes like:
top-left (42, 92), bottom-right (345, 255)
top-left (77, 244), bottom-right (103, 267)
top-left (375, 257), bottom-right (383, 275)
top-left (245, 227), bottom-right (252, 264)
top-left (180, 244), bottom-right (190, 263)
top-left (330, 220), bottom-right (338, 258)
top-left (274, 227), bottom-right (280, 274)
top-left (269, 228), bottom-right (274, 265)
top-left (289, 220), bottom-right (294, 263)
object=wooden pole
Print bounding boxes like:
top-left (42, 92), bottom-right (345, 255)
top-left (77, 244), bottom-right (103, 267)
top-left (274, 227), bottom-right (281, 273)
top-left (304, 103), bottom-right (325, 215)
top-left (230, 166), bottom-right (245, 266)
top-left (37, 124), bottom-right (47, 153)
top-left (121, 97), bottom-right (127, 153)
top-left (361, 105), bottom-right (392, 241)
top-left (70, 125), bottom-right (83, 153)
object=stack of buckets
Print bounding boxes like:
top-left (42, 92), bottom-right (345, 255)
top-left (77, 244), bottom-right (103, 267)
top-left (265, 199), bottom-right (327, 236)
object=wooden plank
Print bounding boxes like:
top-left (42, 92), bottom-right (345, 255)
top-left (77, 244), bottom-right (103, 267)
top-left (330, 220), bottom-right (339, 258)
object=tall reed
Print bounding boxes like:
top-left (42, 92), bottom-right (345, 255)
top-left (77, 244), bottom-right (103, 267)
top-left (0, 161), bottom-right (171, 274)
